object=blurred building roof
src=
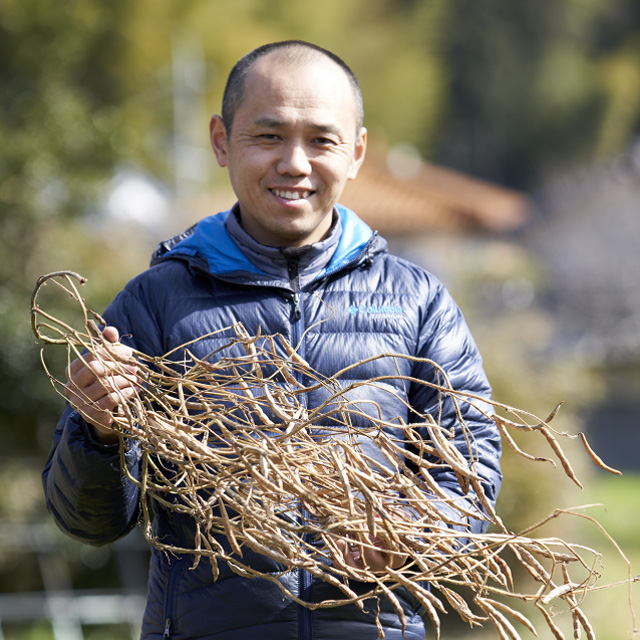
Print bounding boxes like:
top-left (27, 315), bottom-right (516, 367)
top-left (340, 149), bottom-right (529, 235)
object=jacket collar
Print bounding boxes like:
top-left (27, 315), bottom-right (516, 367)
top-left (225, 206), bottom-right (341, 286)
top-left (152, 203), bottom-right (383, 284)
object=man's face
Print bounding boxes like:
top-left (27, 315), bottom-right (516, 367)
top-left (210, 54), bottom-right (367, 247)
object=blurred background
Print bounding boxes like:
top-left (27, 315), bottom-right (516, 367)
top-left (1, 0), bottom-right (639, 638)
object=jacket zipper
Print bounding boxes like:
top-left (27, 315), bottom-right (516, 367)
top-left (286, 256), bottom-right (312, 640)
top-left (162, 557), bottom-right (184, 639)
top-left (286, 256), bottom-right (302, 321)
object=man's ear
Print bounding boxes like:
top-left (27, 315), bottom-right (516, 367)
top-left (347, 127), bottom-right (367, 181)
top-left (209, 114), bottom-right (229, 167)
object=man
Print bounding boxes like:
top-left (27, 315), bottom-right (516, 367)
top-left (43, 41), bottom-right (502, 639)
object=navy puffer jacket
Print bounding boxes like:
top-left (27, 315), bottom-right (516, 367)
top-left (43, 205), bottom-right (502, 639)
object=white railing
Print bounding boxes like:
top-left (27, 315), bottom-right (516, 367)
top-left (0, 522), bottom-right (148, 640)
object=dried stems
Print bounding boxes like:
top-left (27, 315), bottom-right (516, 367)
top-left (32, 272), bottom-right (636, 640)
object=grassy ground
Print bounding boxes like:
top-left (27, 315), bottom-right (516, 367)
top-left (576, 472), bottom-right (640, 640)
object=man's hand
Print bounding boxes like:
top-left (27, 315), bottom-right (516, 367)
top-left (65, 326), bottom-right (138, 444)
top-left (335, 532), bottom-right (407, 574)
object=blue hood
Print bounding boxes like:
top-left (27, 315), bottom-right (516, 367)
top-left (157, 204), bottom-right (376, 278)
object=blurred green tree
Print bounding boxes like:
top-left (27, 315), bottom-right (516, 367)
top-left (435, 0), bottom-right (640, 187)
top-left (0, 0), bottom-right (142, 456)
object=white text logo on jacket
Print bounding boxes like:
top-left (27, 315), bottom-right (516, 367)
top-left (348, 304), bottom-right (403, 316)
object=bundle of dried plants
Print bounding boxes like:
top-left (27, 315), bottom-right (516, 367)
top-left (31, 271), bottom-right (636, 640)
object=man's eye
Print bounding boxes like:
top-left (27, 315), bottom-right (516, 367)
top-left (313, 137), bottom-right (335, 146)
top-left (258, 134), bottom-right (280, 141)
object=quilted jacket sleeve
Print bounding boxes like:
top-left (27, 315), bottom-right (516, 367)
top-left (41, 273), bottom-right (165, 546)
top-left (42, 407), bottom-right (141, 545)
top-left (410, 280), bottom-right (502, 534)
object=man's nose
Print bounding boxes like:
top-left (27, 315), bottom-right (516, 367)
top-left (277, 142), bottom-right (312, 176)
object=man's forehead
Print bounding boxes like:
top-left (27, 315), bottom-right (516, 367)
top-left (238, 58), bottom-right (355, 118)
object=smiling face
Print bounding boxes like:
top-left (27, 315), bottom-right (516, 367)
top-left (210, 53), bottom-right (367, 247)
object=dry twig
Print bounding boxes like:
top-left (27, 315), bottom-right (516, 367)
top-left (31, 272), bottom-right (635, 639)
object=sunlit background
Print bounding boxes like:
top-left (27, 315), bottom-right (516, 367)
top-left (1, 0), bottom-right (639, 638)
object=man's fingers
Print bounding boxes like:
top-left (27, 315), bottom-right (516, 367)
top-left (335, 537), bottom-right (406, 573)
top-left (101, 341), bottom-right (134, 364)
top-left (76, 388), bottom-right (137, 432)
top-left (65, 358), bottom-right (138, 396)
top-left (67, 370), bottom-right (137, 398)
top-left (67, 383), bottom-right (138, 427)
top-left (65, 372), bottom-right (139, 420)
top-left (368, 535), bottom-right (408, 570)
top-left (60, 326), bottom-right (138, 436)
top-left (102, 326), bottom-right (120, 343)
top-left (336, 538), bottom-right (373, 570)
top-left (65, 341), bottom-right (134, 381)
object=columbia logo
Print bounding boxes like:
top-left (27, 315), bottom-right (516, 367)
top-left (348, 304), bottom-right (403, 316)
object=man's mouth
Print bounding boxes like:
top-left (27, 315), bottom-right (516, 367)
top-left (271, 189), bottom-right (312, 200)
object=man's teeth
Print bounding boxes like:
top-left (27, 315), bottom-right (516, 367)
top-left (273, 189), bottom-right (310, 200)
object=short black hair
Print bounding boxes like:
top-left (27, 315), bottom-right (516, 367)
top-left (221, 40), bottom-right (364, 134)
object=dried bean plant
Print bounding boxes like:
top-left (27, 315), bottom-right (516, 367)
top-left (32, 272), bottom-right (636, 639)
